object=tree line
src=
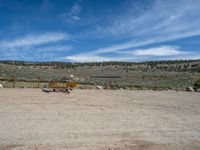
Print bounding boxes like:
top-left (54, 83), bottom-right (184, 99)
top-left (0, 59), bottom-right (199, 67)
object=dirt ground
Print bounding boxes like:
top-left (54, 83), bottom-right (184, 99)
top-left (0, 89), bottom-right (200, 150)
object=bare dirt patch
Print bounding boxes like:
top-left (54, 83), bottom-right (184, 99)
top-left (0, 89), bottom-right (200, 150)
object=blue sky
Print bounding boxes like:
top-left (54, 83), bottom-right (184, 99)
top-left (0, 0), bottom-right (200, 62)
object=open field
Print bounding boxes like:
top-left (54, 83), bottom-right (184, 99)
top-left (0, 89), bottom-right (200, 149)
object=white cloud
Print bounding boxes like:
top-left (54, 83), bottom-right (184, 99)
top-left (92, 0), bottom-right (200, 39)
top-left (0, 32), bottom-right (72, 61)
top-left (65, 52), bottom-right (200, 62)
top-left (61, 2), bottom-right (82, 23)
top-left (79, 0), bottom-right (200, 57)
top-left (62, 0), bottom-right (200, 62)
top-left (35, 45), bottom-right (71, 52)
top-left (65, 54), bottom-right (114, 62)
top-left (70, 4), bottom-right (82, 15)
top-left (24, 45), bottom-right (72, 52)
top-left (0, 44), bottom-right (72, 61)
top-left (89, 30), bottom-right (200, 55)
top-left (91, 38), bottom-right (158, 55)
top-left (0, 32), bottom-right (70, 48)
top-left (65, 45), bottom-right (198, 62)
top-left (72, 16), bottom-right (80, 21)
top-left (132, 46), bottom-right (186, 56)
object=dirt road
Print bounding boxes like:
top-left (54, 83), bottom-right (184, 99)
top-left (0, 89), bottom-right (200, 150)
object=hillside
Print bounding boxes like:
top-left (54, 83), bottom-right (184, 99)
top-left (0, 60), bottom-right (200, 89)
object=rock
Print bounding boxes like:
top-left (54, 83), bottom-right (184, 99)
top-left (186, 86), bottom-right (194, 92)
top-left (195, 89), bottom-right (200, 92)
top-left (0, 84), bottom-right (3, 88)
top-left (96, 85), bottom-right (103, 90)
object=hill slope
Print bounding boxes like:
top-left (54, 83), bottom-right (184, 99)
top-left (0, 60), bottom-right (200, 89)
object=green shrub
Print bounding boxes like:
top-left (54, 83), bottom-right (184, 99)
top-left (134, 85), bottom-right (142, 89)
top-left (194, 79), bottom-right (200, 88)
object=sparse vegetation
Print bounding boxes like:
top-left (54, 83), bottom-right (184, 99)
top-left (0, 60), bottom-right (200, 90)
top-left (194, 78), bottom-right (200, 88)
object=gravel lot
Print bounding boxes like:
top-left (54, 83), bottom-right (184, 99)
top-left (0, 89), bottom-right (200, 150)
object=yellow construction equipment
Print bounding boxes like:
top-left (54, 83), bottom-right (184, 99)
top-left (42, 80), bottom-right (78, 94)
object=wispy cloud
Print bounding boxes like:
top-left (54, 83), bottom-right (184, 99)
top-left (0, 32), bottom-right (70, 48)
top-left (65, 45), bottom-right (195, 62)
top-left (72, 0), bottom-right (200, 62)
top-left (33, 45), bottom-right (71, 52)
top-left (0, 44), bottom-right (72, 61)
top-left (83, 0), bottom-right (199, 48)
top-left (1, 0), bottom-right (200, 62)
top-left (61, 1), bottom-right (82, 23)
top-left (124, 46), bottom-right (187, 57)
top-left (65, 54), bottom-right (114, 62)
top-left (89, 0), bottom-right (200, 40)
top-left (0, 32), bottom-right (72, 61)
top-left (81, 30), bottom-right (200, 56)
top-left (65, 52), bottom-right (200, 62)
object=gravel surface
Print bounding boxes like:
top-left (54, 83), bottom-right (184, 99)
top-left (0, 89), bottom-right (200, 150)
